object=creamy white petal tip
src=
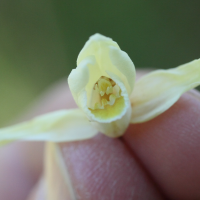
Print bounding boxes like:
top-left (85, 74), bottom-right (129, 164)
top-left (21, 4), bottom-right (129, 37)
top-left (68, 33), bottom-right (135, 136)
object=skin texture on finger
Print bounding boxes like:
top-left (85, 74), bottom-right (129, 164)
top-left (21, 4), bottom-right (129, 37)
top-left (59, 134), bottom-right (164, 200)
top-left (0, 142), bottom-right (44, 200)
top-left (124, 91), bottom-right (200, 200)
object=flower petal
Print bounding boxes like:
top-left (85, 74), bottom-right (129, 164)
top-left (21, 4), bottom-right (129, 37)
top-left (0, 140), bottom-right (12, 146)
top-left (45, 142), bottom-right (76, 200)
top-left (89, 71), bottom-right (132, 137)
top-left (69, 55), bottom-right (104, 110)
top-left (68, 57), bottom-right (90, 105)
top-left (109, 46), bottom-right (135, 94)
top-left (130, 59), bottom-right (200, 123)
top-left (77, 33), bottom-right (119, 65)
top-left (106, 70), bottom-right (131, 121)
top-left (92, 103), bottom-right (132, 137)
top-left (77, 33), bottom-right (135, 94)
top-left (0, 109), bottom-right (98, 145)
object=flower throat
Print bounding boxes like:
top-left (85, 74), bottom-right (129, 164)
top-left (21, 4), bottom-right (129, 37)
top-left (91, 76), bottom-right (121, 110)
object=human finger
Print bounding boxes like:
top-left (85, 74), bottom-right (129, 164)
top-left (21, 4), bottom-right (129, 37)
top-left (123, 90), bottom-right (200, 200)
top-left (43, 135), bottom-right (165, 200)
top-left (0, 79), bottom-right (75, 200)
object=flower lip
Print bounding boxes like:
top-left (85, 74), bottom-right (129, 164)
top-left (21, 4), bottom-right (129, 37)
top-left (82, 71), bottom-right (130, 124)
top-left (89, 76), bottom-right (121, 110)
top-left (88, 75), bottom-right (125, 121)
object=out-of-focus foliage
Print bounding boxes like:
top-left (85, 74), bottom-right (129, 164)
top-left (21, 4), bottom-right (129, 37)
top-left (0, 1), bottom-right (200, 125)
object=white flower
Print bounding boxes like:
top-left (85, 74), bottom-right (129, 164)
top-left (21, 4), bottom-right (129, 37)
top-left (68, 34), bottom-right (135, 137)
top-left (0, 33), bottom-right (200, 144)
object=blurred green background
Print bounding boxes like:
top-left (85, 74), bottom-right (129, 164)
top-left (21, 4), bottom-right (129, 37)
top-left (0, 1), bottom-right (200, 126)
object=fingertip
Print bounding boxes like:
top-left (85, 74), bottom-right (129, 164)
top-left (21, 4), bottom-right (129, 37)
top-left (124, 91), bottom-right (200, 199)
top-left (57, 134), bottom-right (164, 200)
top-left (0, 142), bottom-right (44, 200)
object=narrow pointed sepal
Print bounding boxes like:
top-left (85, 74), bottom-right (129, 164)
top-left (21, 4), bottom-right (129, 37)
top-left (0, 109), bottom-right (98, 145)
top-left (130, 59), bottom-right (200, 123)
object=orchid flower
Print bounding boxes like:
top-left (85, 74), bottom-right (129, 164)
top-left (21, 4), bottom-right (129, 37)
top-left (0, 33), bottom-right (200, 145)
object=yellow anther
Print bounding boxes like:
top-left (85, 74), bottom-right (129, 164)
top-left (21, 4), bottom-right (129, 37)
top-left (90, 76), bottom-right (121, 110)
top-left (108, 94), bottom-right (116, 106)
top-left (106, 86), bottom-right (113, 95)
top-left (113, 85), bottom-right (120, 98)
top-left (102, 99), bottom-right (108, 106)
top-left (100, 91), bottom-right (105, 96)
top-left (98, 78), bottom-right (112, 94)
top-left (94, 102), bottom-right (103, 110)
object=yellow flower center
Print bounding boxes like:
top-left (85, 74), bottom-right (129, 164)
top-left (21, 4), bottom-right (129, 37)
top-left (92, 76), bottom-right (121, 109)
top-left (89, 76), bottom-right (125, 121)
